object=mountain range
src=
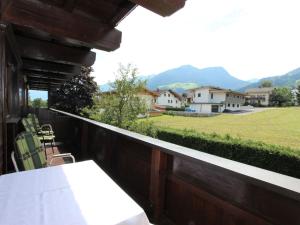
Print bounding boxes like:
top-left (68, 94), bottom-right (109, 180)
top-left (99, 64), bottom-right (300, 93)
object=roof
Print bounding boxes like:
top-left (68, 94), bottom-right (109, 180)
top-left (1, 0), bottom-right (186, 90)
top-left (246, 87), bottom-right (274, 94)
top-left (155, 89), bottom-right (183, 100)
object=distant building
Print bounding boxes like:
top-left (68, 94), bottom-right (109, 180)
top-left (155, 89), bottom-right (182, 108)
top-left (291, 88), bottom-right (299, 106)
top-left (245, 87), bottom-right (274, 106)
top-left (188, 86), bottom-right (245, 113)
top-left (137, 89), bottom-right (160, 110)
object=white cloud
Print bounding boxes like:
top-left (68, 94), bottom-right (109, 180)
top-left (93, 0), bottom-right (300, 84)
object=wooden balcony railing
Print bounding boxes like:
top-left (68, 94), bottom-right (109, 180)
top-left (33, 108), bottom-right (300, 225)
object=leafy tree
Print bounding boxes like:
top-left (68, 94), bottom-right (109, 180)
top-left (50, 67), bottom-right (98, 115)
top-left (269, 87), bottom-right (293, 107)
top-left (30, 98), bottom-right (47, 108)
top-left (82, 64), bottom-right (147, 128)
top-left (259, 80), bottom-right (273, 88)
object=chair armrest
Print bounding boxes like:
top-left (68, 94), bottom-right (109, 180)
top-left (41, 124), bottom-right (53, 131)
top-left (49, 153), bottom-right (75, 166)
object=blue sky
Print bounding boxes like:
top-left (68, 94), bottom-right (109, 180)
top-left (92, 0), bottom-right (300, 85)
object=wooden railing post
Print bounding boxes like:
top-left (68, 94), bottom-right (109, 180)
top-left (149, 148), bottom-right (168, 223)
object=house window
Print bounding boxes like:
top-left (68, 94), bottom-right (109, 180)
top-left (227, 103), bottom-right (230, 107)
top-left (171, 100), bottom-right (173, 103)
top-left (226, 94), bottom-right (229, 97)
top-left (211, 93), bottom-right (214, 99)
top-left (198, 93), bottom-right (201, 97)
top-left (176, 100), bottom-right (178, 103)
top-left (168, 94), bottom-right (170, 97)
top-left (168, 100), bottom-right (170, 103)
top-left (164, 93), bottom-right (166, 97)
top-left (232, 104), bottom-right (235, 107)
top-left (237, 104), bottom-right (240, 107)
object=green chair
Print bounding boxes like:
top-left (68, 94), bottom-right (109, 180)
top-left (22, 116), bottom-right (56, 151)
top-left (27, 113), bottom-right (54, 136)
top-left (11, 131), bottom-right (75, 172)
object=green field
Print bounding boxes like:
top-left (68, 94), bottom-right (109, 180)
top-left (148, 107), bottom-right (300, 151)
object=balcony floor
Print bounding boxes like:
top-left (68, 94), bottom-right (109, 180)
top-left (45, 144), bottom-right (71, 166)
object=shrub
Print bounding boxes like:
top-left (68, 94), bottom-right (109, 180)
top-left (155, 128), bottom-right (300, 178)
top-left (128, 120), bottom-right (158, 138)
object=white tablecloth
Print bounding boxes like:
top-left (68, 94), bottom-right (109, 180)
top-left (0, 160), bottom-right (150, 225)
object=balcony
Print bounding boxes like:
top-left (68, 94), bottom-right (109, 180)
top-left (21, 107), bottom-right (300, 225)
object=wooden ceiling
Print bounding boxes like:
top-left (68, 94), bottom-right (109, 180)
top-left (0, 0), bottom-right (186, 90)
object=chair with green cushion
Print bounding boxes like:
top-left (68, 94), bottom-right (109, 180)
top-left (22, 117), bottom-right (56, 151)
top-left (11, 131), bottom-right (75, 172)
top-left (27, 113), bottom-right (54, 136)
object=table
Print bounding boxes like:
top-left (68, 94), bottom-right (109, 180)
top-left (0, 160), bottom-right (150, 225)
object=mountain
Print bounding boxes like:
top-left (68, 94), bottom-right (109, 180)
top-left (239, 68), bottom-right (300, 92)
top-left (146, 65), bottom-right (249, 91)
top-left (157, 82), bottom-right (199, 93)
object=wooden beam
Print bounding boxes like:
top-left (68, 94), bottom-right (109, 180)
top-left (1, 0), bottom-right (122, 51)
top-left (130, 0), bottom-right (186, 17)
top-left (16, 36), bottom-right (96, 66)
top-left (25, 71), bottom-right (72, 81)
top-left (22, 59), bottom-right (81, 76)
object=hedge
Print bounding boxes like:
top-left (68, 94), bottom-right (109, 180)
top-left (156, 128), bottom-right (300, 178)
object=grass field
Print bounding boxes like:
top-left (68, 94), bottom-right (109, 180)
top-left (148, 107), bottom-right (300, 151)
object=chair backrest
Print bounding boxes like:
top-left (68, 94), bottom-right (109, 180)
top-left (14, 132), bottom-right (47, 171)
top-left (21, 117), bottom-right (36, 134)
top-left (27, 113), bottom-right (41, 132)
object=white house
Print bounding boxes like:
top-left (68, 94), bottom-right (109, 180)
top-left (291, 88), bottom-right (299, 105)
top-left (245, 87), bottom-right (274, 106)
top-left (188, 86), bottom-right (246, 113)
top-left (137, 89), bottom-right (159, 110)
top-left (155, 89), bottom-right (182, 108)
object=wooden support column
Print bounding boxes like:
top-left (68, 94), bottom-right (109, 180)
top-left (0, 24), bottom-right (7, 174)
top-left (149, 148), bottom-right (168, 223)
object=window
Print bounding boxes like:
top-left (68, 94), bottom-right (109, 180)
top-left (171, 100), bottom-right (173, 103)
top-left (168, 94), bottom-right (170, 97)
top-left (176, 100), bottom-right (178, 103)
top-left (164, 93), bottom-right (166, 97)
top-left (232, 104), bottom-right (235, 107)
top-left (226, 94), bottom-right (229, 97)
top-left (198, 93), bottom-right (201, 97)
top-left (211, 93), bottom-right (214, 99)
top-left (168, 100), bottom-right (170, 103)
top-left (227, 103), bottom-right (230, 107)
top-left (237, 104), bottom-right (240, 107)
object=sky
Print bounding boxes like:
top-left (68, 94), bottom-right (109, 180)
top-left (92, 0), bottom-right (300, 85)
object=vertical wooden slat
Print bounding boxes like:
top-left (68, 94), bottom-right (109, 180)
top-left (80, 121), bottom-right (89, 160)
top-left (0, 24), bottom-right (6, 174)
top-left (149, 148), bottom-right (168, 223)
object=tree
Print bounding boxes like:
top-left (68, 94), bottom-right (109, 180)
top-left (30, 98), bottom-right (47, 108)
top-left (259, 80), bottom-right (273, 88)
top-left (82, 64), bottom-right (147, 128)
top-left (269, 87), bottom-right (293, 107)
top-left (50, 67), bottom-right (98, 115)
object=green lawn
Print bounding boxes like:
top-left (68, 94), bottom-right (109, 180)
top-left (148, 107), bottom-right (300, 151)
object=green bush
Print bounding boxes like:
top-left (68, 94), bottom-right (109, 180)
top-left (155, 128), bottom-right (300, 178)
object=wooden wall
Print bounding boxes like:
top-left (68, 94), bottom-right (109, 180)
top-left (0, 24), bottom-right (25, 174)
top-left (37, 109), bottom-right (300, 225)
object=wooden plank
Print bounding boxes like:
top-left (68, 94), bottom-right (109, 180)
top-left (23, 59), bottom-right (81, 76)
top-left (1, 0), bottom-right (122, 51)
top-left (16, 36), bottom-right (96, 66)
top-left (130, 0), bottom-right (186, 17)
top-left (24, 70), bottom-right (73, 80)
top-left (149, 149), bottom-right (168, 222)
top-left (0, 25), bottom-right (6, 174)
